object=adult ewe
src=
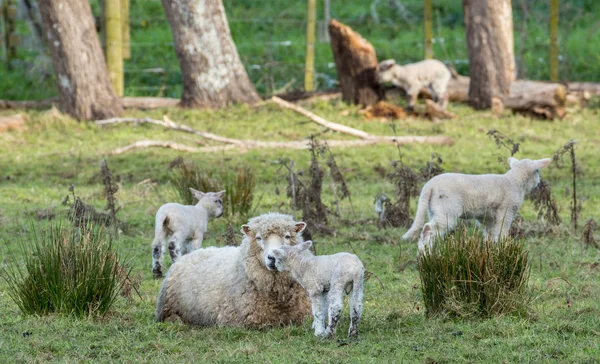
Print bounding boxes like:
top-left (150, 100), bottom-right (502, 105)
top-left (152, 188), bottom-right (225, 279)
top-left (403, 157), bottom-right (552, 252)
top-left (273, 241), bottom-right (365, 339)
top-left (156, 212), bottom-right (312, 327)
top-left (377, 59), bottom-right (451, 110)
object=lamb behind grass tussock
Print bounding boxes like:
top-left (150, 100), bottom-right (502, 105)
top-left (151, 188), bottom-right (225, 278)
top-left (273, 241), bottom-right (365, 339)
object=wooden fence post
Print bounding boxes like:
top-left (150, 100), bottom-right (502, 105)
top-left (549, 0), bottom-right (559, 81)
top-left (105, 0), bottom-right (123, 96)
top-left (424, 0), bottom-right (433, 59)
top-left (305, 0), bottom-right (316, 92)
top-left (3, 0), bottom-right (17, 70)
top-left (121, 0), bottom-right (130, 59)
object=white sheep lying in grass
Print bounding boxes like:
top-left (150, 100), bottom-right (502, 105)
top-left (272, 241), bottom-right (365, 339)
top-left (402, 157), bottom-right (552, 253)
top-left (377, 59), bottom-right (451, 110)
top-left (155, 212), bottom-right (312, 327)
top-left (151, 188), bottom-right (225, 278)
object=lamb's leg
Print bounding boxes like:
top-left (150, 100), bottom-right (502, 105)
top-left (188, 232), bottom-right (204, 253)
top-left (324, 287), bottom-right (344, 338)
top-left (418, 213), bottom-right (459, 254)
top-left (152, 225), bottom-right (167, 279)
top-left (168, 233), bottom-right (185, 263)
top-left (406, 87), bottom-right (420, 112)
top-left (430, 79), bottom-right (448, 109)
top-left (348, 278), bottom-right (364, 338)
top-left (310, 293), bottom-right (327, 337)
top-left (490, 208), bottom-right (516, 242)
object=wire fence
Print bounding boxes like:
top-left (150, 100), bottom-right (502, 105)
top-left (1, 0), bottom-right (600, 100)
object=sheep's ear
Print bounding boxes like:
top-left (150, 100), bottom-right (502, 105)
top-left (535, 158), bottom-right (552, 169)
top-left (241, 225), bottom-right (250, 235)
top-left (295, 222), bottom-right (307, 233)
top-left (508, 157), bottom-right (519, 168)
top-left (298, 240), bottom-right (313, 251)
top-left (189, 188), bottom-right (205, 199)
top-left (215, 190), bottom-right (226, 199)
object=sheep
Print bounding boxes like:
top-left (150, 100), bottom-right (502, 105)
top-left (151, 188), bottom-right (225, 279)
top-left (377, 58), bottom-right (451, 110)
top-left (402, 157), bottom-right (552, 253)
top-left (155, 212), bottom-right (312, 327)
top-left (272, 241), bottom-right (365, 339)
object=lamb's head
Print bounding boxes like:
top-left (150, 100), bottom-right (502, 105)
top-left (189, 188), bottom-right (226, 218)
top-left (272, 240), bottom-right (312, 272)
top-left (376, 59), bottom-right (398, 84)
top-left (241, 212), bottom-right (307, 271)
top-left (507, 157), bottom-right (552, 191)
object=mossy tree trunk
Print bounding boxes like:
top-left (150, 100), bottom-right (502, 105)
top-left (463, 0), bottom-right (515, 110)
top-left (161, 0), bottom-right (260, 108)
top-left (38, 0), bottom-right (123, 120)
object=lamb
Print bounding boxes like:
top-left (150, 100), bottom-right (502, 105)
top-left (377, 58), bottom-right (451, 110)
top-left (155, 212), bottom-right (312, 327)
top-left (151, 188), bottom-right (225, 279)
top-left (402, 157), bottom-right (552, 253)
top-left (272, 241), bottom-right (365, 339)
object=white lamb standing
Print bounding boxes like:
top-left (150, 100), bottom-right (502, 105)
top-left (402, 157), bottom-right (552, 253)
top-left (377, 58), bottom-right (451, 110)
top-left (155, 212), bottom-right (312, 327)
top-left (272, 241), bottom-right (365, 339)
top-left (151, 188), bottom-right (225, 278)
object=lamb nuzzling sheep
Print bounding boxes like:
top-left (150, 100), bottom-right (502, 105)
top-left (151, 188), bottom-right (225, 278)
top-left (377, 58), bottom-right (451, 110)
top-left (272, 241), bottom-right (365, 339)
top-left (155, 212), bottom-right (312, 327)
top-left (402, 157), bottom-right (552, 253)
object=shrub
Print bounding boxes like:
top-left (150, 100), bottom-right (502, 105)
top-left (2, 221), bottom-right (129, 317)
top-left (171, 162), bottom-right (256, 218)
top-left (418, 227), bottom-right (531, 318)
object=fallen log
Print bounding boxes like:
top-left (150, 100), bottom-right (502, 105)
top-left (328, 19), bottom-right (382, 106)
top-left (0, 99), bottom-right (56, 110)
top-left (121, 97), bottom-right (180, 109)
top-left (0, 114), bottom-right (27, 132)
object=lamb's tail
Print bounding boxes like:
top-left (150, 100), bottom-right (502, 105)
top-left (402, 184), bottom-right (432, 242)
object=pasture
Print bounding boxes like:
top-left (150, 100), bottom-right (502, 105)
top-left (1, 100), bottom-right (599, 362)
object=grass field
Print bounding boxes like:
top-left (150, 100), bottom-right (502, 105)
top-left (1, 99), bottom-right (599, 362)
top-left (2, 0), bottom-right (600, 100)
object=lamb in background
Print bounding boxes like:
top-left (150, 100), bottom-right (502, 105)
top-left (402, 157), bottom-right (552, 253)
top-left (152, 188), bottom-right (225, 278)
top-left (272, 241), bottom-right (365, 339)
top-left (155, 212), bottom-right (312, 327)
top-left (377, 58), bottom-right (451, 110)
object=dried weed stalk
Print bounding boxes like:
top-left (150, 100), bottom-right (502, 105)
top-left (487, 129), bottom-right (520, 162)
top-left (581, 219), bottom-right (599, 249)
top-left (529, 180), bottom-right (561, 226)
top-left (553, 140), bottom-right (581, 230)
top-left (101, 159), bottom-right (120, 234)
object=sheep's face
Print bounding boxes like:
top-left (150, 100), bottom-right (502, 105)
top-left (508, 157), bottom-right (552, 191)
top-left (376, 59), bottom-right (397, 84)
top-left (190, 188), bottom-right (226, 218)
top-left (273, 240), bottom-right (313, 272)
top-left (242, 222), bottom-right (307, 271)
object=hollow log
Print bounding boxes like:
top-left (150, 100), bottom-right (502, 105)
top-left (328, 19), bottom-right (382, 106)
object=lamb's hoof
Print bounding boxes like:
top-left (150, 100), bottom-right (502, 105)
top-left (153, 269), bottom-right (163, 279)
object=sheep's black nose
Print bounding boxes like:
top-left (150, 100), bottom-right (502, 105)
top-left (267, 255), bottom-right (275, 262)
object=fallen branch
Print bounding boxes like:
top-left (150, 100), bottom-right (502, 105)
top-left (0, 114), bottom-right (27, 132)
top-left (110, 140), bottom-right (203, 155)
top-left (95, 116), bottom-right (245, 145)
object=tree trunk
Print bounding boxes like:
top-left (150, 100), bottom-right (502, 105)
top-left (463, 0), bottom-right (514, 110)
top-left (161, 0), bottom-right (260, 108)
top-left (328, 19), bottom-right (382, 106)
top-left (38, 0), bottom-right (123, 120)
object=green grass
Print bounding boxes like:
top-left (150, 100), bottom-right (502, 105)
top-left (2, 1), bottom-right (600, 99)
top-left (1, 100), bottom-right (600, 362)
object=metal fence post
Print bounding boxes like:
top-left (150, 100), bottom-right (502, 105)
top-left (550, 0), bottom-right (559, 81)
top-left (305, 0), bottom-right (316, 92)
top-left (424, 0), bottom-right (433, 59)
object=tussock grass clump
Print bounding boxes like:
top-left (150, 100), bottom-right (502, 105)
top-left (418, 228), bottom-right (531, 319)
top-left (171, 162), bottom-right (256, 218)
top-left (2, 222), bottom-right (129, 317)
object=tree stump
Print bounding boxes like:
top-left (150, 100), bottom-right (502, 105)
top-left (328, 19), bottom-right (382, 106)
top-left (38, 0), bottom-right (123, 120)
